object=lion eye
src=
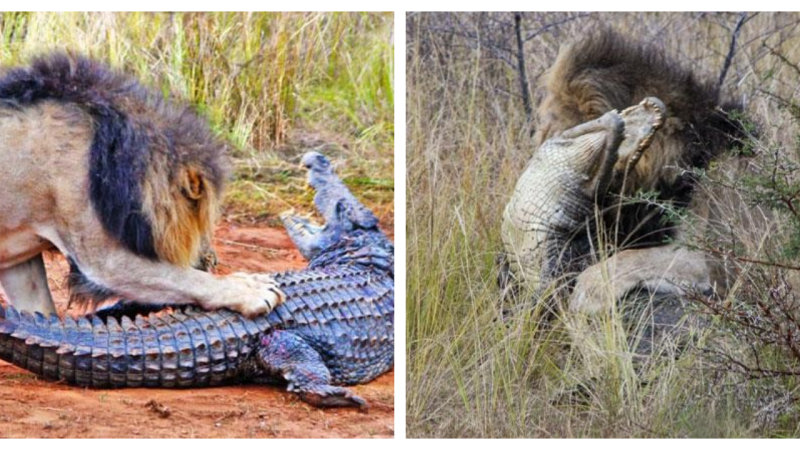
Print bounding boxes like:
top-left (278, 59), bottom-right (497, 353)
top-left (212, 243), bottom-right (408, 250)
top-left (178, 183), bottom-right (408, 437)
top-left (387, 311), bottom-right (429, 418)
top-left (181, 189), bottom-right (200, 209)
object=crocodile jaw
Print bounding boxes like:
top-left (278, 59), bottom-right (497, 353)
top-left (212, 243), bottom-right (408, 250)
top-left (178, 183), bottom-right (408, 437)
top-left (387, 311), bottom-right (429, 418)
top-left (616, 96), bottom-right (667, 175)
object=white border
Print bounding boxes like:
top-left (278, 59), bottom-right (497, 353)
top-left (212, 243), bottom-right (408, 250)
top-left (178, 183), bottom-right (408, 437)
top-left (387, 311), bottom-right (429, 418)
top-left (394, 9), bottom-right (408, 441)
top-left (11, 2), bottom-right (800, 12)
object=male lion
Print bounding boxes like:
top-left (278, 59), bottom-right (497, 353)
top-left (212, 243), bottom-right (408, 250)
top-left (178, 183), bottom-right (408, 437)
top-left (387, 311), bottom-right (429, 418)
top-left (529, 29), bottom-right (743, 313)
top-left (0, 54), bottom-right (283, 317)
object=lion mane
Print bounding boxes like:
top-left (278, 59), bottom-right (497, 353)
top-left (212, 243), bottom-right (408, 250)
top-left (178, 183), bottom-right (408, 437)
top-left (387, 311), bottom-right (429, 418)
top-left (535, 29), bottom-right (744, 249)
top-left (0, 53), bottom-right (230, 303)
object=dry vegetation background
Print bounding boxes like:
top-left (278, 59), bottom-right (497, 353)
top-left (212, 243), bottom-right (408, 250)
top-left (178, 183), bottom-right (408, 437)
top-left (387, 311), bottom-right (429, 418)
top-left (407, 12), bottom-right (800, 438)
top-left (0, 11), bottom-right (394, 224)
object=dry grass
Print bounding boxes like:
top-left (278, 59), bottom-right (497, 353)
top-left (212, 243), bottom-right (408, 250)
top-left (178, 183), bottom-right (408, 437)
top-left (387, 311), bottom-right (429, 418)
top-left (407, 12), bottom-right (800, 438)
top-left (0, 12), bottom-right (394, 222)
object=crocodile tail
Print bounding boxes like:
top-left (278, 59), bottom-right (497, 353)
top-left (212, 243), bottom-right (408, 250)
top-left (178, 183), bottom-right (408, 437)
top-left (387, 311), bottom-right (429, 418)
top-left (0, 304), bottom-right (264, 388)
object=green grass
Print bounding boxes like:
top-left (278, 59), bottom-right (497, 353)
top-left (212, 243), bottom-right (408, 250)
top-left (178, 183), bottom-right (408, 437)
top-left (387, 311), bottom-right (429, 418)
top-left (0, 12), bottom-right (393, 220)
top-left (407, 12), bottom-right (800, 438)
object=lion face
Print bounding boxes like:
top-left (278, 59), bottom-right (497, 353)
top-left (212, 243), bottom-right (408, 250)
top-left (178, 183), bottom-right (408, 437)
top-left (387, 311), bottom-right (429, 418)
top-left (141, 163), bottom-right (224, 270)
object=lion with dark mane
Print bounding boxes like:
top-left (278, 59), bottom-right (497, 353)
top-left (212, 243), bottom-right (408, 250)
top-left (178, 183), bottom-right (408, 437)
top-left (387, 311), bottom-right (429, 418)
top-left (0, 53), bottom-right (283, 317)
top-left (524, 29), bottom-right (744, 313)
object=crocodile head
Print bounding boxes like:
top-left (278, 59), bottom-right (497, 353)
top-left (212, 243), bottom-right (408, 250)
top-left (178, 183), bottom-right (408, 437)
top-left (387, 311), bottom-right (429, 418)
top-left (302, 152), bottom-right (379, 233)
top-left (282, 152), bottom-right (389, 269)
top-left (546, 96), bottom-right (667, 201)
top-left (549, 109), bottom-right (626, 200)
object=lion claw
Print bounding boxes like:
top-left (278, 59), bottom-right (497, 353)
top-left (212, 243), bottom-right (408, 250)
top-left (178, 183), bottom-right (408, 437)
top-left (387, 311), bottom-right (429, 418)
top-left (218, 272), bottom-right (286, 317)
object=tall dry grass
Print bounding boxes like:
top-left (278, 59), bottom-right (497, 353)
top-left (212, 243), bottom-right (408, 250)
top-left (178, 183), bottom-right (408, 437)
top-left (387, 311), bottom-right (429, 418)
top-left (0, 12), bottom-right (394, 221)
top-left (407, 12), bottom-right (800, 438)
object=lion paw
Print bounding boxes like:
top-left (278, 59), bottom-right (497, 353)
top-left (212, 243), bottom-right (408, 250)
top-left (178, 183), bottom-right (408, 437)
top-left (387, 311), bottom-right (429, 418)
top-left (569, 266), bottom-right (615, 315)
top-left (219, 272), bottom-right (286, 317)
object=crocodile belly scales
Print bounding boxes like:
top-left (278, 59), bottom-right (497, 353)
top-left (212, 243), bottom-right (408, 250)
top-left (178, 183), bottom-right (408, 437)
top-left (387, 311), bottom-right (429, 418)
top-left (501, 144), bottom-right (593, 286)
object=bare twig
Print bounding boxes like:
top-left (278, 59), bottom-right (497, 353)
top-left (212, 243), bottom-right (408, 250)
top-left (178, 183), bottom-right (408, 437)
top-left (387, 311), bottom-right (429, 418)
top-left (763, 42), bottom-right (800, 79)
top-left (716, 12), bottom-right (748, 99)
top-left (700, 245), bottom-right (800, 271)
top-left (523, 13), bottom-right (592, 42)
top-left (514, 12), bottom-right (533, 123)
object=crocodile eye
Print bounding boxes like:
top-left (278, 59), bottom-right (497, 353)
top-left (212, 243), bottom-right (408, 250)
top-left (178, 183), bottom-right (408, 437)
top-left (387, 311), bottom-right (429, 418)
top-left (302, 153), bottom-right (329, 170)
top-left (315, 155), bottom-right (330, 169)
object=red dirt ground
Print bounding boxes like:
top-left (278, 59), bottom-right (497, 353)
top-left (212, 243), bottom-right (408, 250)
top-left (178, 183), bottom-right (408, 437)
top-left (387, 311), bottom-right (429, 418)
top-left (0, 221), bottom-right (394, 438)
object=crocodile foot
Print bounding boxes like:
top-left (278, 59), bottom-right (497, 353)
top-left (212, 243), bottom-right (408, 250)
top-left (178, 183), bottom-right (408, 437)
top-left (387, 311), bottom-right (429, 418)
top-left (281, 210), bottom-right (327, 258)
top-left (298, 385), bottom-right (368, 409)
top-left (257, 330), bottom-right (369, 409)
top-left (280, 211), bottom-right (323, 237)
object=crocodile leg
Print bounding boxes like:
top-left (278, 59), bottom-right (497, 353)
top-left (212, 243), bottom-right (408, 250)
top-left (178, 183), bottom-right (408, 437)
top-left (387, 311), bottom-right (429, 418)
top-left (256, 330), bottom-right (367, 409)
top-left (280, 212), bottom-right (328, 258)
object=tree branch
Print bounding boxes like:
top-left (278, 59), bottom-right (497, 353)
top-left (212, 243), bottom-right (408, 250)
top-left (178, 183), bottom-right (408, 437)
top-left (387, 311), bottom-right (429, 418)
top-left (514, 12), bottom-right (533, 123)
top-left (716, 12), bottom-right (748, 99)
top-left (523, 13), bottom-right (592, 42)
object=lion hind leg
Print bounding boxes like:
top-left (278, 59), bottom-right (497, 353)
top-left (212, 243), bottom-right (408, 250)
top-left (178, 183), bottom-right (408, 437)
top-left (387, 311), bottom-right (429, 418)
top-left (569, 246), bottom-right (712, 315)
top-left (0, 254), bottom-right (56, 315)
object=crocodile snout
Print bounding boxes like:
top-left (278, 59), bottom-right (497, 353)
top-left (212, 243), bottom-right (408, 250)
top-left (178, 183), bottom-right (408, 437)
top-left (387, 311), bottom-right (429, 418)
top-left (301, 151), bottom-right (332, 173)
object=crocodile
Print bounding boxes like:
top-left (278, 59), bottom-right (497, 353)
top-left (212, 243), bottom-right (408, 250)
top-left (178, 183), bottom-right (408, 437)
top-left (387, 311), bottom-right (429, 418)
top-left (0, 151), bottom-right (393, 409)
top-left (499, 97), bottom-right (666, 293)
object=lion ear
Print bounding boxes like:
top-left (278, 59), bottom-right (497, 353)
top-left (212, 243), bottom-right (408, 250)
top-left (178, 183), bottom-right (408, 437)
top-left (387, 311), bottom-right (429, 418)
top-left (182, 168), bottom-right (205, 201)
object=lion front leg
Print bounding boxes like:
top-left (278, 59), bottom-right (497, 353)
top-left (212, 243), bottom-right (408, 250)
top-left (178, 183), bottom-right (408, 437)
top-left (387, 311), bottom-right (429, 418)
top-left (69, 242), bottom-right (285, 318)
top-left (202, 272), bottom-right (286, 316)
top-left (568, 245), bottom-right (712, 315)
